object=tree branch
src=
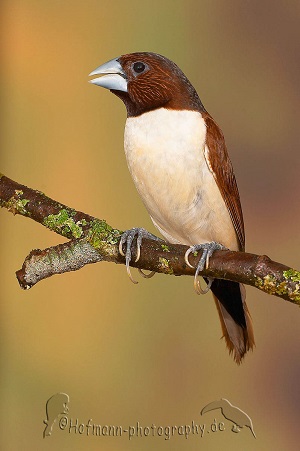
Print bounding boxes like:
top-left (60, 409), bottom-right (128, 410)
top-left (1, 173), bottom-right (300, 305)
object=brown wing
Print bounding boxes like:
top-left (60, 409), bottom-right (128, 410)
top-left (203, 112), bottom-right (245, 251)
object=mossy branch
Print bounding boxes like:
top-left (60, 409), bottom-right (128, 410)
top-left (1, 173), bottom-right (300, 304)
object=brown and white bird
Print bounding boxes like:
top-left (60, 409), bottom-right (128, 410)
top-left (89, 52), bottom-right (254, 363)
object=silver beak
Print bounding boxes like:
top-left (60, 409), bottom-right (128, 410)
top-left (89, 57), bottom-right (127, 92)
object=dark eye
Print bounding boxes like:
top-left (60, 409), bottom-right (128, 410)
top-left (133, 61), bottom-right (146, 73)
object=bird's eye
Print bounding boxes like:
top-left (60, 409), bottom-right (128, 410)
top-left (133, 62), bottom-right (146, 73)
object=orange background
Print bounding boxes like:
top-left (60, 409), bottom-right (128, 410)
top-left (1, 1), bottom-right (300, 450)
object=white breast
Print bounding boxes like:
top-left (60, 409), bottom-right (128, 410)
top-left (124, 108), bottom-right (238, 250)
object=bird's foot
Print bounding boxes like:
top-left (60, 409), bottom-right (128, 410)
top-left (184, 241), bottom-right (226, 294)
top-left (119, 227), bottom-right (162, 284)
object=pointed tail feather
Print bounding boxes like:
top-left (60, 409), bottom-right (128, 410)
top-left (209, 279), bottom-right (255, 364)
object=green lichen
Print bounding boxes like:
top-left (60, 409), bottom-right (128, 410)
top-left (19, 199), bottom-right (29, 214)
top-left (283, 269), bottom-right (300, 283)
top-left (158, 257), bottom-right (174, 275)
top-left (2, 189), bottom-right (30, 215)
top-left (255, 272), bottom-right (300, 304)
top-left (283, 269), bottom-right (300, 302)
top-left (43, 209), bottom-right (85, 239)
top-left (87, 219), bottom-right (121, 251)
top-left (288, 289), bottom-right (300, 302)
top-left (255, 274), bottom-right (277, 294)
top-left (161, 244), bottom-right (170, 252)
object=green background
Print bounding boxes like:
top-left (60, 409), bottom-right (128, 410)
top-left (1, 1), bottom-right (300, 450)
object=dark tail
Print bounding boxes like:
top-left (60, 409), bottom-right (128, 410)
top-left (209, 279), bottom-right (255, 364)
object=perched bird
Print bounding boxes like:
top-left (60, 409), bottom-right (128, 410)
top-left (89, 52), bottom-right (254, 363)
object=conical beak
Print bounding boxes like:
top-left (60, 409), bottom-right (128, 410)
top-left (89, 57), bottom-right (127, 92)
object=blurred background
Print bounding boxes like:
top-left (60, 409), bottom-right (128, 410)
top-left (1, 1), bottom-right (300, 450)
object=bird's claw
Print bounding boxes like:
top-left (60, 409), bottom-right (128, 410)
top-left (138, 268), bottom-right (156, 279)
top-left (119, 228), bottom-right (161, 284)
top-left (184, 241), bottom-right (226, 295)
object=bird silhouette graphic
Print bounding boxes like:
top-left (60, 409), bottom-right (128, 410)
top-left (201, 398), bottom-right (256, 438)
top-left (43, 392), bottom-right (69, 438)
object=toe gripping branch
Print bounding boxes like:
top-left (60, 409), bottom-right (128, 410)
top-left (119, 229), bottom-right (226, 293)
top-left (118, 228), bottom-right (162, 284)
top-left (184, 241), bottom-right (226, 294)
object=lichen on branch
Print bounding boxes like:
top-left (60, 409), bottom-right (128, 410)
top-left (1, 173), bottom-right (300, 305)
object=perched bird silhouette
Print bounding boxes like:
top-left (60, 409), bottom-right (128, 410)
top-left (201, 398), bottom-right (256, 438)
top-left (89, 52), bottom-right (255, 363)
top-left (43, 392), bottom-right (69, 438)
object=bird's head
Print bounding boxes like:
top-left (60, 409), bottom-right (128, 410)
top-left (89, 52), bottom-right (205, 116)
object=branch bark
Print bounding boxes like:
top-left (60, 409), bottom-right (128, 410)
top-left (1, 173), bottom-right (300, 305)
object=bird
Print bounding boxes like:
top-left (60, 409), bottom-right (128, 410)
top-left (201, 398), bottom-right (256, 438)
top-left (89, 52), bottom-right (255, 363)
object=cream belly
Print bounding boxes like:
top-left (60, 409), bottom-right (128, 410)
top-left (124, 108), bottom-right (239, 250)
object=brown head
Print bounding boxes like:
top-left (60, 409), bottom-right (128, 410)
top-left (89, 52), bottom-right (205, 116)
